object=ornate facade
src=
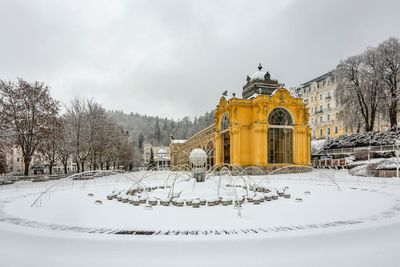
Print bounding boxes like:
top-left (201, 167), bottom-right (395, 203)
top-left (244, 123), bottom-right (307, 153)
top-left (170, 65), bottom-right (311, 168)
top-left (214, 88), bottom-right (311, 167)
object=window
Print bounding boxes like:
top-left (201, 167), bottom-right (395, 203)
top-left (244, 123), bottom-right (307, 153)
top-left (327, 114), bottom-right (330, 121)
top-left (220, 113), bottom-right (229, 131)
top-left (320, 94), bottom-right (322, 100)
top-left (320, 105), bottom-right (323, 112)
top-left (320, 116), bottom-right (323, 122)
top-left (327, 128), bottom-right (330, 135)
top-left (335, 126), bottom-right (338, 134)
top-left (327, 103), bottom-right (330, 110)
top-left (268, 108), bottom-right (293, 125)
top-left (268, 108), bottom-right (293, 164)
top-left (320, 129), bottom-right (323, 136)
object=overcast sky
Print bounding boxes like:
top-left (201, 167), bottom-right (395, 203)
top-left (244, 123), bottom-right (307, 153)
top-left (0, 0), bottom-right (399, 119)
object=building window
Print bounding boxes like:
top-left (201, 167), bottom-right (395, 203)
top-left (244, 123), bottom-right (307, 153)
top-left (327, 128), bottom-right (330, 135)
top-left (320, 94), bottom-right (322, 100)
top-left (320, 116), bottom-right (323, 122)
top-left (327, 114), bottom-right (330, 121)
top-left (268, 108), bottom-right (293, 125)
top-left (320, 105), bottom-right (323, 112)
top-left (320, 129), bottom-right (323, 136)
top-left (335, 126), bottom-right (338, 134)
top-left (268, 108), bottom-right (293, 164)
top-left (220, 113), bottom-right (230, 163)
top-left (327, 103), bottom-right (330, 110)
top-left (220, 113), bottom-right (229, 131)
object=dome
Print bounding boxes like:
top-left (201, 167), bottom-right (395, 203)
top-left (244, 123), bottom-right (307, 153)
top-left (242, 63), bottom-right (279, 99)
top-left (244, 63), bottom-right (272, 85)
top-left (189, 148), bottom-right (207, 166)
top-left (249, 71), bottom-right (270, 82)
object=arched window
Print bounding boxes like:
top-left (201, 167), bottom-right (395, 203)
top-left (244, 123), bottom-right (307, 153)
top-left (220, 113), bottom-right (230, 131)
top-left (268, 108), bottom-right (293, 164)
top-left (268, 108), bottom-right (293, 125)
top-left (220, 113), bottom-right (230, 163)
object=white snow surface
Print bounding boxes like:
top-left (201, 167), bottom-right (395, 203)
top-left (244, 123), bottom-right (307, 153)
top-left (1, 170), bottom-right (400, 266)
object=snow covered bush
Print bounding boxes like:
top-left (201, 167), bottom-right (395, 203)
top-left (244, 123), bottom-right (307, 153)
top-left (321, 128), bottom-right (400, 150)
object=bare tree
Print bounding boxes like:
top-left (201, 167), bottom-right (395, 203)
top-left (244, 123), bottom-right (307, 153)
top-left (0, 79), bottom-right (59, 175)
top-left (58, 119), bottom-right (71, 175)
top-left (336, 104), bottom-right (364, 133)
top-left (335, 49), bottom-right (384, 132)
top-left (64, 98), bottom-right (134, 172)
top-left (64, 98), bottom-right (90, 173)
top-left (376, 37), bottom-right (400, 129)
top-left (0, 111), bottom-right (10, 173)
top-left (86, 100), bottom-right (107, 171)
top-left (38, 117), bottom-right (63, 175)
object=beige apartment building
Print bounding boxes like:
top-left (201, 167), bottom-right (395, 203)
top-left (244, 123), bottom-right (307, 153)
top-left (296, 71), bottom-right (390, 140)
top-left (296, 71), bottom-right (350, 139)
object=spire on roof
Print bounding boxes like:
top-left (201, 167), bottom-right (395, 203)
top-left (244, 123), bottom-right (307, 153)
top-left (258, 63), bottom-right (262, 71)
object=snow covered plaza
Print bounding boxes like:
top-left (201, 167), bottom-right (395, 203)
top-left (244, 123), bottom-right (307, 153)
top-left (1, 168), bottom-right (400, 267)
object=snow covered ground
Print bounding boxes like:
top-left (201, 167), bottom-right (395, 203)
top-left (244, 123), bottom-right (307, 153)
top-left (1, 170), bottom-right (400, 266)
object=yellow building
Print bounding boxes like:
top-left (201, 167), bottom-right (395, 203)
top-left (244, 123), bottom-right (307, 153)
top-left (171, 65), bottom-right (311, 168)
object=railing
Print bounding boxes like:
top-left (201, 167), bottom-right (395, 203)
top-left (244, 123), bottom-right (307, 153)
top-left (312, 159), bottom-right (347, 169)
top-left (319, 144), bottom-right (400, 155)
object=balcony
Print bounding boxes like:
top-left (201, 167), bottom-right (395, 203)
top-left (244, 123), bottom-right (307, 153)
top-left (325, 95), bottom-right (332, 100)
top-left (315, 110), bottom-right (323, 114)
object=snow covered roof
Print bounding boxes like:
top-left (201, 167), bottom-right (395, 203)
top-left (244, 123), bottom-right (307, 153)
top-left (249, 71), bottom-right (268, 81)
top-left (158, 148), bottom-right (167, 154)
top-left (171, 139), bottom-right (187, 144)
top-left (311, 139), bottom-right (327, 153)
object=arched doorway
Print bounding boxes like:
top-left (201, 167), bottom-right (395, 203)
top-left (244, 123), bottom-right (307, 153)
top-left (268, 108), bottom-right (293, 163)
top-left (220, 113), bottom-right (230, 164)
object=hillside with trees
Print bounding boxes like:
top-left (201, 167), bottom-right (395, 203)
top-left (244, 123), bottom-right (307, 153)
top-left (108, 110), bottom-right (215, 148)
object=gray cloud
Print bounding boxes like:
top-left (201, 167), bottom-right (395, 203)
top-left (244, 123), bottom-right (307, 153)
top-left (0, 0), bottom-right (399, 119)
